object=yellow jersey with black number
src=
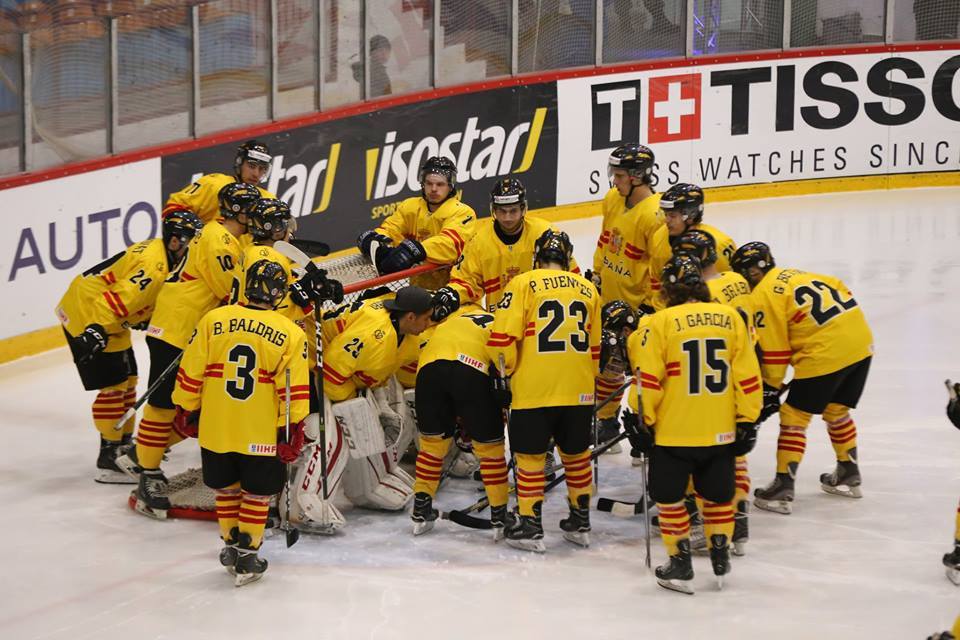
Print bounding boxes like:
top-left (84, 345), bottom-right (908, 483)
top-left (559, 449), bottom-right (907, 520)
top-left (707, 270), bottom-right (755, 343)
top-left (56, 239), bottom-right (170, 352)
top-left (147, 220), bottom-right (245, 350)
top-left (419, 308), bottom-right (495, 375)
top-left (630, 302), bottom-right (761, 447)
top-left (487, 269), bottom-right (601, 410)
top-left (649, 222), bottom-right (737, 310)
top-left (592, 188), bottom-right (663, 309)
top-left (173, 304), bottom-right (309, 455)
top-left (376, 195), bottom-right (477, 289)
top-left (750, 268), bottom-right (873, 388)
top-left (232, 243), bottom-right (306, 322)
top-left (163, 173), bottom-right (275, 224)
top-left (320, 298), bottom-right (403, 402)
top-left (448, 216), bottom-right (581, 313)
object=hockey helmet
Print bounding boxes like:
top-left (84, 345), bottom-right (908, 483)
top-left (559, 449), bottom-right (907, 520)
top-left (490, 177), bottom-right (527, 211)
top-left (661, 254), bottom-right (704, 289)
top-left (672, 229), bottom-right (717, 268)
top-left (248, 198), bottom-right (293, 241)
top-left (162, 210), bottom-right (203, 246)
top-left (601, 300), bottom-right (639, 333)
top-left (245, 259), bottom-right (288, 308)
top-left (218, 182), bottom-right (261, 220)
top-left (660, 183), bottom-right (705, 226)
top-left (533, 229), bottom-right (573, 271)
top-left (607, 143), bottom-right (655, 182)
top-left (418, 156), bottom-right (457, 190)
top-left (234, 140), bottom-right (273, 183)
top-left (731, 241), bottom-right (775, 278)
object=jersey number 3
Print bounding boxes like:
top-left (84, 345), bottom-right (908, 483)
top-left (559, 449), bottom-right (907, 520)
top-left (226, 344), bottom-right (256, 400)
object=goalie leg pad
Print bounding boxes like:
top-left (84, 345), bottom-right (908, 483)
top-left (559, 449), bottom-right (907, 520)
top-left (292, 412), bottom-right (348, 533)
top-left (343, 452), bottom-right (415, 511)
top-left (333, 395), bottom-right (386, 459)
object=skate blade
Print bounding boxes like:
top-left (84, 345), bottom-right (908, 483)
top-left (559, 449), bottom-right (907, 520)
top-left (95, 470), bottom-right (137, 485)
top-left (753, 498), bottom-right (792, 515)
top-left (234, 572), bottom-right (264, 587)
top-left (492, 527), bottom-right (505, 543)
top-left (656, 578), bottom-right (693, 595)
top-left (732, 541), bottom-right (747, 557)
top-left (820, 483), bottom-right (862, 499)
top-left (946, 567), bottom-right (960, 586)
top-left (562, 531), bottom-right (590, 548)
top-left (506, 538), bottom-right (546, 553)
top-left (412, 520), bottom-right (436, 536)
top-left (297, 521), bottom-right (341, 536)
top-left (133, 498), bottom-right (168, 520)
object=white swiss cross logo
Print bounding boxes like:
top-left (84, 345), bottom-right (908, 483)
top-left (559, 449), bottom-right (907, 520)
top-left (648, 73), bottom-right (701, 143)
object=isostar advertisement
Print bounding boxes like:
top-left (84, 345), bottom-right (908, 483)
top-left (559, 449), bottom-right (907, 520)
top-left (555, 48), bottom-right (960, 205)
top-left (161, 83), bottom-right (559, 252)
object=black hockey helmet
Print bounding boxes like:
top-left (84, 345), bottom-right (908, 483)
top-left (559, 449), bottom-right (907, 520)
top-left (607, 143), bottom-right (655, 182)
top-left (660, 183), bottom-right (705, 226)
top-left (533, 229), bottom-right (573, 271)
top-left (218, 182), bottom-right (261, 220)
top-left (672, 229), bottom-right (717, 268)
top-left (248, 198), bottom-right (293, 241)
top-left (731, 241), bottom-right (775, 278)
top-left (245, 259), bottom-right (288, 308)
top-left (662, 254), bottom-right (704, 289)
top-left (601, 300), bottom-right (639, 333)
top-left (234, 140), bottom-right (273, 183)
top-left (490, 177), bottom-right (527, 212)
top-left (418, 156), bottom-right (457, 190)
top-left (162, 210), bottom-right (203, 246)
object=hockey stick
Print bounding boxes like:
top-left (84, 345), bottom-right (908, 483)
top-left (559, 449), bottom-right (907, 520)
top-left (281, 369), bottom-right (301, 547)
top-left (290, 238), bottom-right (330, 257)
top-left (112, 353), bottom-right (183, 431)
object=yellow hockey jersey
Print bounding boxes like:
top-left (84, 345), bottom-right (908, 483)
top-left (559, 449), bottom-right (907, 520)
top-left (232, 243), bottom-right (307, 322)
top-left (487, 269), bottom-right (601, 410)
top-left (750, 268), bottom-right (873, 388)
top-left (172, 304), bottom-right (309, 455)
top-left (629, 302), bottom-right (761, 447)
top-left (592, 187), bottom-right (663, 309)
top-left (419, 308), bottom-right (495, 375)
top-left (163, 173), bottom-right (275, 224)
top-left (320, 298), bottom-right (405, 402)
top-left (448, 215), bottom-right (581, 312)
top-left (707, 270), bottom-right (755, 341)
top-left (649, 222), bottom-right (737, 309)
top-left (147, 220), bottom-right (245, 350)
top-left (56, 239), bottom-right (170, 352)
top-left (375, 195), bottom-right (476, 289)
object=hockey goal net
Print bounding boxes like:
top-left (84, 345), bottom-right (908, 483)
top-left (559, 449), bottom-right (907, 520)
top-left (128, 252), bottom-right (442, 520)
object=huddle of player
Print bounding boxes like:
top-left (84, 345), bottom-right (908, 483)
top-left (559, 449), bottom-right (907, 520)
top-left (56, 139), bottom-right (957, 604)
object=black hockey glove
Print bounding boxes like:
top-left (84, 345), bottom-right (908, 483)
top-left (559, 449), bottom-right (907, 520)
top-left (431, 286), bottom-right (460, 322)
top-left (583, 269), bottom-right (601, 292)
top-left (621, 408), bottom-right (653, 455)
top-left (379, 239), bottom-right (427, 274)
top-left (357, 230), bottom-right (393, 267)
top-left (290, 268), bottom-right (344, 308)
top-left (76, 323), bottom-right (108, 364)
top-left (731, 421), bottom-right (758, 456)
top-left (758, 383), bottom-right (781, 424)
top-left (128, 320), bottom-right (149, 331)
top-left (490, 368), bottom-right (512, 409)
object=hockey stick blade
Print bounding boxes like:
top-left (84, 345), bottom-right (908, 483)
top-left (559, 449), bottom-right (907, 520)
top-left (442, 509), bottom-right (493, 530)
top-left (274, 240), bottom-right (314, 269)
top-left (290, 238), bottom-right (330, 257)
top-left (596, 497), bottom-right (645, 518)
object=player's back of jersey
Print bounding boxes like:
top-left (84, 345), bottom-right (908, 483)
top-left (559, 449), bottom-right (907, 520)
top-left (420, 308), bottom-right (495, 374)
top-left (491, 269), bottom-right (601, 409)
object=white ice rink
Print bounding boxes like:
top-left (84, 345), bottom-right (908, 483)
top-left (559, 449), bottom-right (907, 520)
top-left (2, 187), bottom-right (959, 639)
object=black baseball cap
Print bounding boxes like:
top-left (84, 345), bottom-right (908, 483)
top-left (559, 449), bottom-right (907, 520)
top-left (383, 286), bottom-right (433, 314)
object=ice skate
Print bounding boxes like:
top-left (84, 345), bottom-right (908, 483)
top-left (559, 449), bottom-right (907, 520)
top-left (544, 450), bottom-right (558, 482)
top-left (411, 492), bottom-right (438, 536)
top-left (134, 468), bottom-right (170, 519)
top-left (820, 458), bottom-right (862, 499)
top-left (490, 505), bottom-right (517, 542)
top-left (655, 539), bottom-right (694, 595)
top-left (505, 502), bottom-right (545, 553)
top-left (559, 495), bottom-right (591, 548)
top-left (234, 533), bottom-right (267, 587)
top-left (220, 527), bottom-right (239, 576)
top-left (732, 500), bottom-right (749, 556)
top-left (754, 472), bottom-right (795, 515)
top-left (709, 534), bottom-right (731, 590)
top-left (943, 541), bottom-right (960, 586)
top-left (95, 438), bottom-right (136, 484)
top-left (596, 416), bottom-right (622, 455)
top-left (113, 442), bottom-right (143, 480)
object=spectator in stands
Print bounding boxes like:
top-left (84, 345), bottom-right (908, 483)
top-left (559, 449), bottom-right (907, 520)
top-left (353, 34), bottom-right (392, 98)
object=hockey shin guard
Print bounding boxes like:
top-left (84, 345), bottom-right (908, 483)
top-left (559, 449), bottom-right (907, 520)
top-left (413, 435), bottom-right (451, 497)
top-left (559, 448), bottom-right (593, 507)
top-left (121, 375), bottom-right (138, 436)
top-left (238, 492), bottom-right (271, 549)
top-left (702, 500), bottom-right (735, 542)
top-left (92, 382), bottom-right (128, 442)
top-left (215, 483), bottom-right (242, 542)
top-left (135, 405), bottom-right (176, 470)
top-left (734, 456), bottom-right (750, 505)
top-left (656, 501), bottom-right (691, 556)
top-left (823, 403), bottom-right (858, 462)
top-left (473, 440), bottom-right (509, 508)
top-left (515, 453), bottom-right (546, 517)
top-left (776, 404), bottom-right (812, 474)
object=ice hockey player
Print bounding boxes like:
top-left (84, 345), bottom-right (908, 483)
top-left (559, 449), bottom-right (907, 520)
top-left (628, 255), bottom-right (761, 594)
top-left (291, 286), bottom-right (436, 533)
top-left (943, 379), bottom-right (960, 586)
top-left (356, 156), bottom-right (476, 289)
top-left (594, 300), bottom-right (641, 454)
top-left (410, 306), bottom-right (513, 538)
top-left (589, 143), bottom-right (663, 313)
top-left (648, 183), bottom-right (737, 310)
top-left (172, 259), bottom-right (310, 587)
top-left (486, 230), bottom-right (601, 552)
top-left (672, 229), bottom-right (754, 554)
top-left (123, 182), bottom-right (258, 518)
top-left (56, 211), bottom-right (203, 483)
top-left (731, 241), bottom-right (874, 515)
top-left (163, 140), bottom-right (276, 223)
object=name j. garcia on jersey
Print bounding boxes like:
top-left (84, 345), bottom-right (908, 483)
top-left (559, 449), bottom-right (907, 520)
top-left (213, 318), bottom-right (288, 346)
top-left (679, 312), bottom-right (733, 330)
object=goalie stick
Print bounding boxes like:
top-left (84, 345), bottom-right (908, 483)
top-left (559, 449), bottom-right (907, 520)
top-left (112, 353), bottom-right (183, 431)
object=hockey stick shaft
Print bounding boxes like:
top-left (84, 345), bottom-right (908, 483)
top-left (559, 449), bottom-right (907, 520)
top-left (113, 352), bottom-right (183, 431)
top-left (282, 369), bottom-right (300, 547)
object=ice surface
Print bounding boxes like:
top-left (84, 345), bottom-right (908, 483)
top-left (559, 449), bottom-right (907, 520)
top-left (2, 188), bottom-right (959, 639)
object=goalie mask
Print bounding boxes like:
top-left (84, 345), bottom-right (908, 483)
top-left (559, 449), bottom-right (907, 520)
top-left (218, 182), bottom-right (260, 220)
top-left (731, 241), bottom-right (775, 279)
top-left (660, 183), bottom-right (705, 227)
top-left (533, 229), bottom-right (573, 271)
top-left (245, 259), bottom-right (287, 308)
top-left (672, 229), bottom-right (717, 268)
top-left (234, 140), bottom-right (273, 184)
top-left (248, 198), bottom-right (293, 241)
